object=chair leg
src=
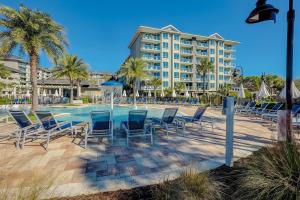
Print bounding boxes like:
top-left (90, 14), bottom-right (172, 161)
top-left (22, 131), bottom-right (27, 149)
top-left (16, 130), bottom-right (22, 149)
top-left (84, 131), bottom-right (88, 149)
top-left (46, 131), bottom-right (50, 150)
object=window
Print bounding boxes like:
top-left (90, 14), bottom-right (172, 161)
top-left (174, 43), bottom-right (179, 50)
top-left (219, 75), bottom-right (223, 80)
top-left (210, 74), bottom-right (215, 80)
top-left (219, 58), bottom-right (223, 63)
top-left (174, 72), bottom-right (179, 78)
top-left (163, 52), bottom-right (168, 58)
top-left (163, 81), bottom-right (169, 87)
top-left (163, 42), bottom-right (168, 49)
top-left (210, 40), bottom-right (215, 45)
top-left (219, 41), bottom-right (224, 47)
top-left (163, 33), bottom-right (169, 39)
top-left (210, 83), bottom-right (215, 88)
top-left (174, 34), bottom-right (179, 41)
top-left (163, 71), bottom-right (169, 78)
top-left (153, 72), bottom-right (160, 78)
top-left (219, 66), bottom-right (224, 72)
top-left (210, 49), bottom-right (215, 54)
top-left (219, 50), bottom-right (223, 55)
top-left (163, 62), bottom-right (168, 68)
top-left (210, 57), bottom-right (215, 63)
top-left (174, 62), bottom-right (179, 69)
top-left (174, 53), bottom-right (179, 59)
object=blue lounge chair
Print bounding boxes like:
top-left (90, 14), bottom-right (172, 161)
top-left (9, 110), bottom-right (44, 148)
top-left (121, 110), bottom-right (152, 147)
top-left (261, 103), bottom-right (283, 119)
top-left (263, 104), bottom-right (300, 123)
top-left (85, 110), bottom-right (113, 148)
top-left (177, 107), bottom-right (214, 133)
top-left (250, 102), bottom-right (269, 116)
top-left (151, 108), bottom-right (179, 137)
top-left (35, 111), bottom-right (75, 150)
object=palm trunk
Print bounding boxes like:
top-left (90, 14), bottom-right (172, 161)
top-left (133, 86), bottom-right (136, 106)
top-left (154, 88), bottom-right (157, 99)
top-left (203, 73), bottom-right (206, 95)
top-left (70, 81), bottom-right (74, 104)
top-left (77, 82), bottom-right (80, 98)
top-left (29, 53), bottom-right (39, 111)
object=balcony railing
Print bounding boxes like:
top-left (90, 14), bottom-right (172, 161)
top-left (180, 77), bottom-right (193, 81)
top-left (181, 68), bottom-right (193, 72)
top-left (181, 50), bottom-right (192, 54)
top-left (147, 66), bottom-right (161, 70)
top-left (180, 58), bottom-right (192, 63)
top-left (224, 54), bottom-right (235, 59)
top-left (196, 52), bottom-right (208, 56)
top-left (197, 42), bottom-right (209, 47)
top-left (181, 40), bottom-right (192, 45)
top-left (224, 46), bottom-right (235, 51)
top-left (142, 35), bottom-right (160, 41)
top-left (143, 46), bottom-right (160, 51)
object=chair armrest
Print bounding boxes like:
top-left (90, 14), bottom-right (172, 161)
top-left (22, 123), bottom-right (40, 131)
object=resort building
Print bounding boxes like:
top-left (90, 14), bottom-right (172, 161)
top-left (0, 56), bottom-right (113, 98)
top-left (127, 25), bottom-right (239, 95)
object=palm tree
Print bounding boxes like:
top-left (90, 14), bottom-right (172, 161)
top-left (174, 82), bottom-right (186, 95)
top-left (0, 63), bottom-right (10, 79)
top-left (196, 58), bottom-right (214, 95)
top-left (0, 63), bottom-right (11, 91)
top-left (118, 57), bottom-right (147, 106)
top-left (149, 78), bottom-right (161, 98)
top-left (76, 66), bottom-right (89, 98)
top-left (0, 5), bottom-right (66, 111)
top-left (53, 54), bottom-right (87, 104)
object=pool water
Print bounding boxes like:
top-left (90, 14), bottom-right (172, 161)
top-left (40, 105), bottom-right (165, 127)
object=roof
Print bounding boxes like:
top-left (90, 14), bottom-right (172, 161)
top-left (128, 25), bottom-right (240, 48)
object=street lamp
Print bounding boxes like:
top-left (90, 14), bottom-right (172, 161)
top-left (246, 0), bottom-right (295, 141)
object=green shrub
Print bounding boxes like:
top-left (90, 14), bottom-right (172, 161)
top-left (234, 142), bottom-right (300, 200)
top-left (151, 168), bottom-right (223, 200)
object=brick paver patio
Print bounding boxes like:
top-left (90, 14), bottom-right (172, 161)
top-left (0, 105), bottom-right (275, 198)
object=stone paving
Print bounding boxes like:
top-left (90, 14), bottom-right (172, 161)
top-left (0, 105), bottom-right (275, 198)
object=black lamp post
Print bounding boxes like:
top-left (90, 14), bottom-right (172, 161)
top-left (246, 0), bottom-right (295, 142)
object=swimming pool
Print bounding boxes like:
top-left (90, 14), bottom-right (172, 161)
top-left (40, 105), bottom-right (165, 127)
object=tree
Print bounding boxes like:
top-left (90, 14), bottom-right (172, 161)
top-left (118, 57), bottom-right (147, 106)
top-left (0, 5), bottom-right (66, 111)
top-left (196, 58), bottom-right (214, 95)
top-left (76, 66), bottom-right (89, 98)
top-left (149, 78), bottom-right (161, 98)
top-left (0, 63), bottom-right (11, 91)
top-left (174, 82), bottom-right (186, 94)
top-left (53, 54), bottom-right (87, 104)
top-left (217, 84), bottom-right (232, 96)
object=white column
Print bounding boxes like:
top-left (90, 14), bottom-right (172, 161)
top-left (13, 87), bottom-right (17, 97)
top-left (37, 87), bottom-right (40, 96)
top-left (78, 85), bottom-right (81, 97)
top-left (59, 87), bottom-right (62, 96)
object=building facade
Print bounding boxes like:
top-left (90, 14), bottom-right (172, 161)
top-left (0, 56), bottom-right (113, 98)
top-left (127, 25), bottom-right (239, 95)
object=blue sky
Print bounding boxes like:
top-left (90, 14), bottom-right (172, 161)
top-left (1, 0), bottom-right (300, 78)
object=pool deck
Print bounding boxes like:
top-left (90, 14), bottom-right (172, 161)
top-left (0, 105), bottom-right (275, 198)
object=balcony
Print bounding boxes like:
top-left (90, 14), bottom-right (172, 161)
top-left (181, 40), bottom-right (192, 46)
top-left (180, 49), bottom-right (192, 55)
top-left (142, 35), bottom-right (160, 43)
top-left (224, 54), bottom-right (235, 60)
top-left (224, 62), bottom-right (235, 67)
top-left (147, 65), bottom-right (161, 71)
top-left (142, 45), bottom-right (160, 52)
top-left (196, 51), bottom-right (208, 57)
top-left (180, 58), bottom-right (193, 64)
top-left (180, 68), bottom-right (193, 73)
top-left (224, 46), bottom-right (235, 51)
top-left (197, 42), bottom-right (209, 48)
top-left (142, 56), bottom-right (161, 62)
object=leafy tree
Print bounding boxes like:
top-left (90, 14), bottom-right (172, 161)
top-left (149, 78), bottom-right (161, 98)
top-left (118, 57), bottom-right (147, 106)
top-left (174, 82), bottom-right (186, 94)
top-left (53, 54), bottom-right (88, 104)
top-left (196, 58), bottom-right (214, 95)
top-left (217, 84), bottom-right (232, 96)
top-left (0, 5), bottom-right (66, 110)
